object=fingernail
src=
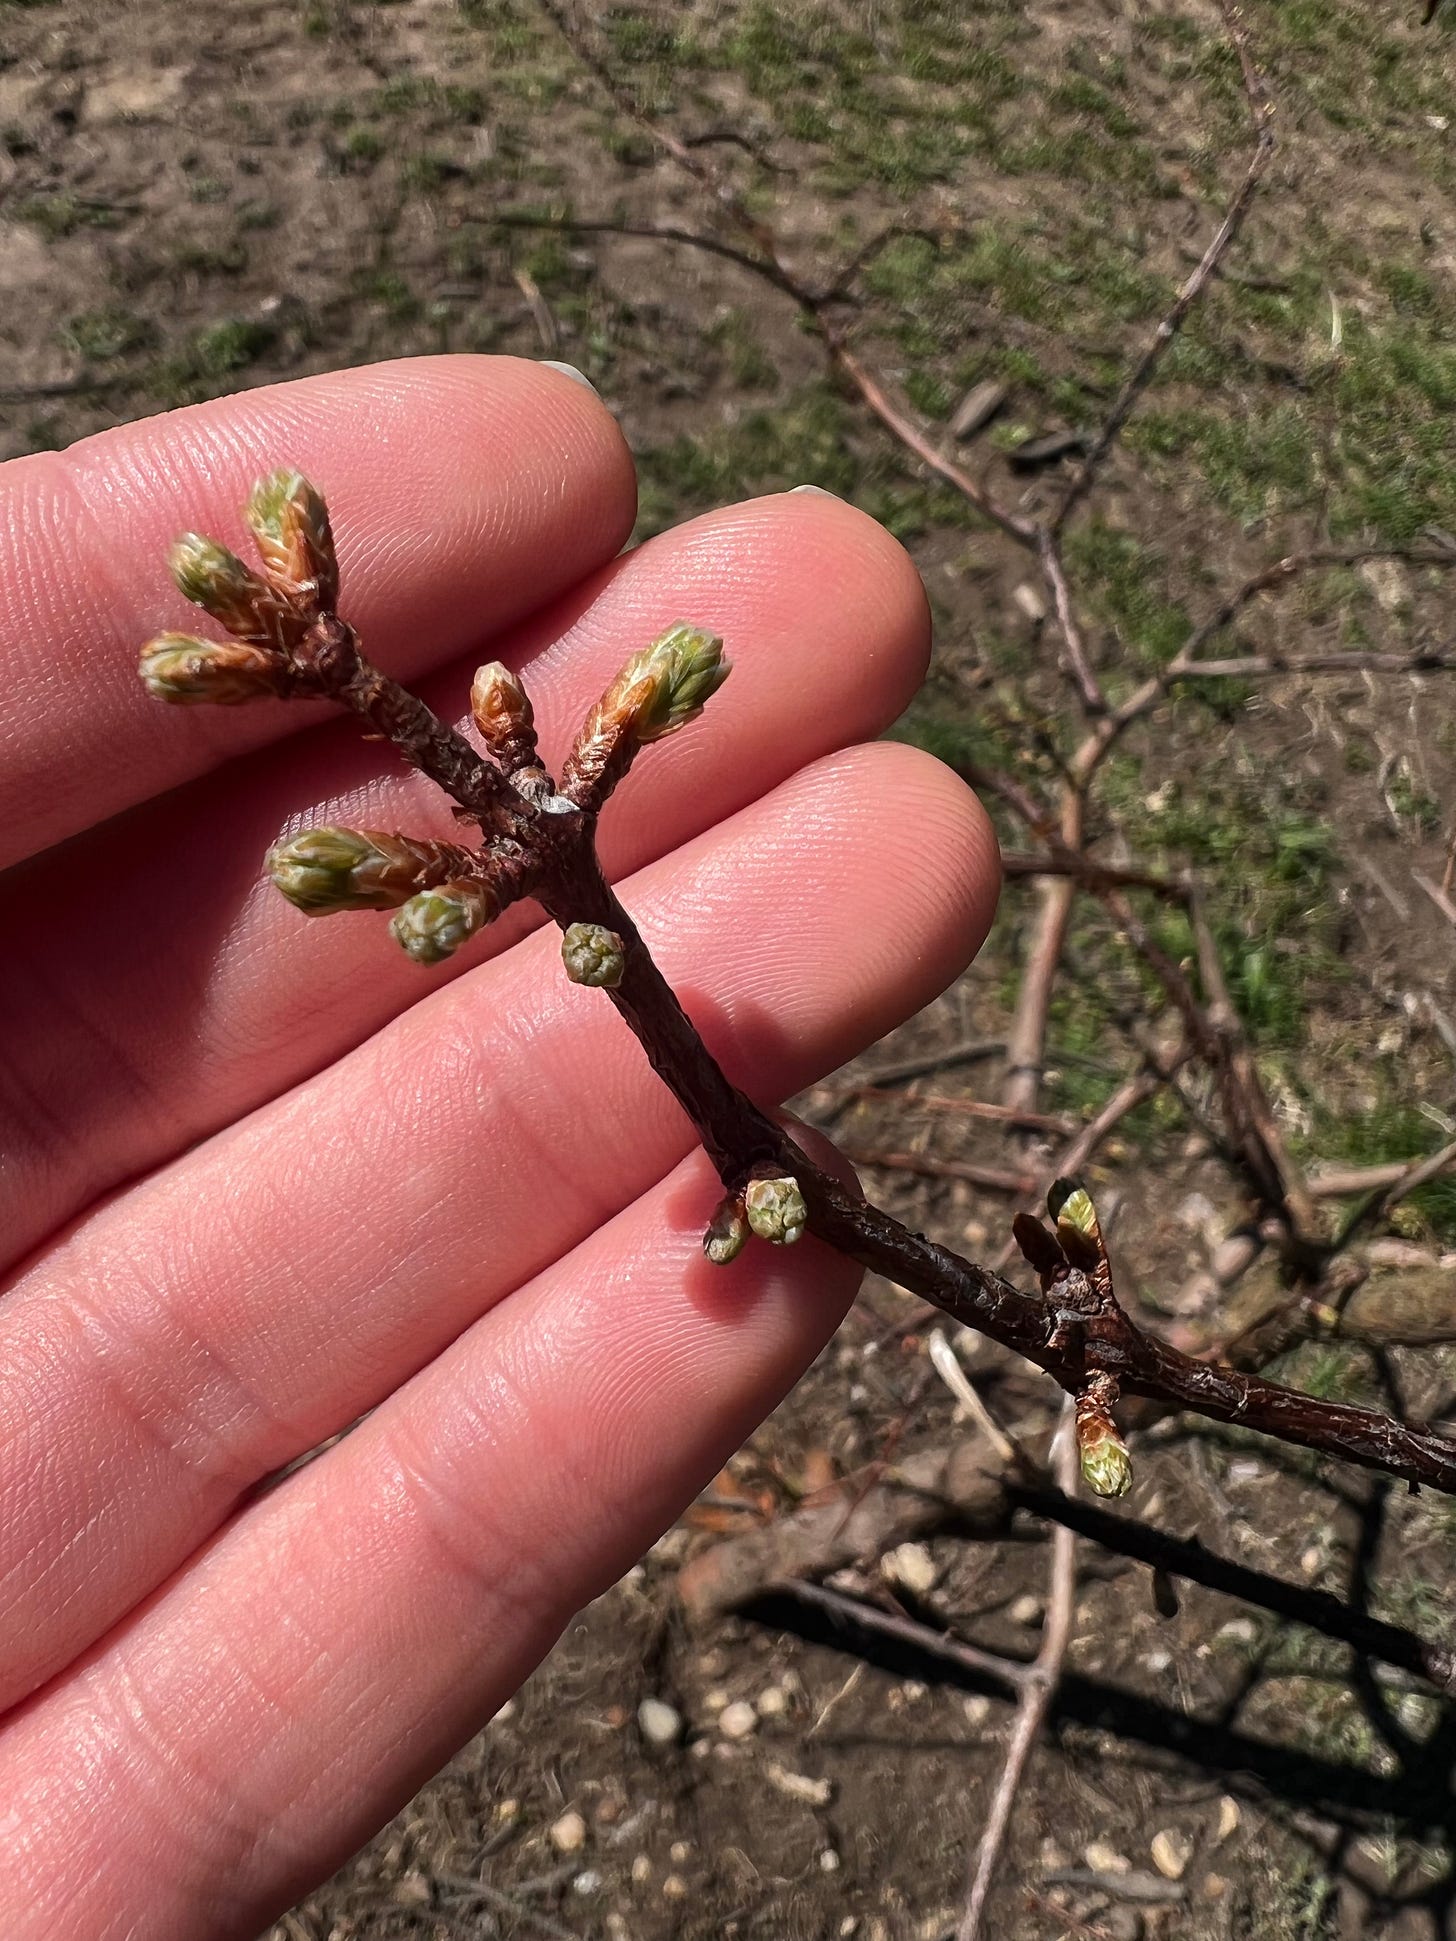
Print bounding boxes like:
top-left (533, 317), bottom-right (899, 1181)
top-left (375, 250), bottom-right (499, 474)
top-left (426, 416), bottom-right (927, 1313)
top-left (789, 483), bottom-right (841, 499)
top-left (540, 360), bottom-right (600, 397)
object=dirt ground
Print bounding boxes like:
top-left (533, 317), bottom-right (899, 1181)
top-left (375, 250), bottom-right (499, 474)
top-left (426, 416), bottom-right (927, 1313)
top-left (5, 0), bottom-right (1456, 1936)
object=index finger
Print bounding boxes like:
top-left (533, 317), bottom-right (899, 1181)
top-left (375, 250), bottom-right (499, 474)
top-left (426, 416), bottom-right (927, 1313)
top-left (0, 355), bottom-right (635, 870)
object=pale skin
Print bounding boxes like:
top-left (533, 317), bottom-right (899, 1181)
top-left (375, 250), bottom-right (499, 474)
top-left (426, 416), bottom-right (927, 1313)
top-left (0, 357), bottom-right (1000, 1937)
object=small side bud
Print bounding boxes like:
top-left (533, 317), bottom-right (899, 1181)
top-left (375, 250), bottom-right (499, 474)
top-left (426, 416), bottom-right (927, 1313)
top-left (471, 661), bottom-right (539, 772)
top-left (245, 469), bottom-right (339, 614)
top-left (561, 921), bottom-right (626, 989)
top-left (389, 879), bottom-right (495, 965)
top-left (744, 1175), bottom-right (808, 1246)
top-left (267, 827), bottom-right (475, 915)
top-left (703, 1195), bottom-right (750, 1265)
top-left (1075, 1372), bottom-right (1131, 1499)
top-left (168, 532), bottom-right (295, 647)
top-left (139, 632), bottom-right (286, 705)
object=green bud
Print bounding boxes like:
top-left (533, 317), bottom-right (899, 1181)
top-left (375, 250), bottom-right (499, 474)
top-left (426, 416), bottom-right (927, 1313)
top-left (744, 1175), bottom-right (808, 1246)
top-left (561, 921), bottom-right (626, 989)
top-left (390, 879), bottom-right (495, 965)
top-left (245, 469), bottom-right (339, 613)
top-left (139, 632), bottom-right (285, 705)
top-left (1079, 1429), bottom-right (1133, 1499)
top-left (703, 1196), bottom-right (750, 1265)
top-left (267, 827), bottom-right (473, 915)
top-left (1047, 1175), bottom-right (1099, 1240)
top-left (627, 622), bottom-right (730, 742)
top-left (168, 532), bottom-right (294, 646)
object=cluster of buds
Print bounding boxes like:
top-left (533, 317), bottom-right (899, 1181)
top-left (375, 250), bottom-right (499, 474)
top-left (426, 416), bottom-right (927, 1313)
top-left (703, 1173), bottom-right (809, 1264)
top-left (139, 469), bottom-right (338, 704)
top-left (266, 826), bottom-right (498, 966)
top-left (1013, 1177), bottom-right (1133, 1499)
top-left (138, 472), bottom-right (735, 987)
top-left (563, 622), bottom-right (729, 810)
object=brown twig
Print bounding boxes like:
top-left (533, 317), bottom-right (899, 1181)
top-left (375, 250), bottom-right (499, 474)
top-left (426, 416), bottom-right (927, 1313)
top-left (1051, 0), bottom-right (1277, 532)
top-left (956, 1404), bottom-right (1078, 1941)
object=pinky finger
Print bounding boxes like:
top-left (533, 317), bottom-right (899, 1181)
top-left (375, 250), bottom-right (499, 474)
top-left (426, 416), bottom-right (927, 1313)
top-left (0, 1151), bottom-right (859, 1941)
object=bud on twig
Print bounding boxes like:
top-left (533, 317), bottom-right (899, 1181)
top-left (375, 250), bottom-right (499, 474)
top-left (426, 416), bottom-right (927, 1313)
top-left (471, 661), bottom-right (539, 774)
top-left (168, 533), bottom-right (297, 648)
top-left (703, 1194), bottom-right (750, 1265)
top-left (561, 921), bottom-right (626, 989)
top-left (1075, 1371), bottom-right (1132, 1498)
top-left (139, 632), bottom-right (289, 706)
top-left (389, 879), bottom-right (496, 965)
top-left (563, 621), bottom-right (729, 807)
top-left (267, 827), bottom-right (477, 915)
top-left (245, 469), bottom-right (339, 615)
top-left (744, 1175), bottom-right (808, 1246)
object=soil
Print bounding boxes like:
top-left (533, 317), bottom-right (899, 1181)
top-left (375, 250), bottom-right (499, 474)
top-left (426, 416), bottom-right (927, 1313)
top-left (4, 2), bottom-right (1456, 1938)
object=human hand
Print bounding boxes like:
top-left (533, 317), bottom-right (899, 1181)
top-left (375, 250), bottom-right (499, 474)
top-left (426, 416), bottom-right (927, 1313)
top-left (0, 357), bottom-right (998, 1937)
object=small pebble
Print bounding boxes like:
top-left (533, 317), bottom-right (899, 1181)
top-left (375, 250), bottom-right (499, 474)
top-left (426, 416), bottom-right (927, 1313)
top-left (839, 1920), bottom-right (859, 1938)
top-left (390, 1874), bottom-right (431, 1907)
top-left (1009, 1593), bottom-right (1045, 1627)
top-left (495, 1797), bottom-right (519, 1823)
top-left (756, 1685), bottom-right (790, 1719)
top-left (669, 1842), bottom-right (692, 1865)
top-left (1144, 1649), bottom-right (1172, 1674)
top-left (1215, 1796), bottom-right (1241, 1845)
top-left (550, 1810), bottom-right (588, 1854)
top-left (1151, 1829), bottom-right (1191, 1881)
top-left (963, 1695), bottom-right (992, 1728)
top-left (818, 1848), bottom-right (841, 1873)
top-left (766, 1762), bottom-right (833, 1806)
top-left (572, 1870), bottom-right (602, 1896)
top-left (1085, 1841), bottom-right (1130, 1875)
top-left (881, 1541), bottom-right (939, 1596)
top-left (718, 1700), bottom-right (758, 1740)
top-left (662, 1874), bottom-right (688, 1901)
top-left (637, 1698), bottom-right (683, 1746)
top-left (631, 1855), bottom-right (652, 1884)
top-left (1203, 1873), bottom-right (1229, 1900)
top-left (702, 1687), bottom-right (730, 1714)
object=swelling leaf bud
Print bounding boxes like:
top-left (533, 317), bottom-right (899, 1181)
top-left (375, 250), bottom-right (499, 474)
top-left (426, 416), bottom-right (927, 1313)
top-left (471, 661), bottom-right (538, 768)
top-left (168, 532), bottom-right (296, 647)
top-left (744, 1175), bottom-right (808, 1246)
top-left (267, 827), bottom-right (475, 915)
top-left (1079, 1429), bottom-right (1133, 1499)
top-left (390, 879), bottom-right (495, 965)
top-left (245, 469), bottom-right (339, 614)
top-left (1075, 1372), bottom-right (1131, 1498)
top-left (562, 921), bottom-right (626, 989)
top-left (626, 622), bottom-right (730, 743)
top-left (139, 632), bottom-right (286, 705)
top-left (703, 1195), bottom-right (750, 1265)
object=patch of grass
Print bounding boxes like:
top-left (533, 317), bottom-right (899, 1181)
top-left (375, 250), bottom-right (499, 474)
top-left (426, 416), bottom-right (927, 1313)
top-left (146, 318), bottom-right (277, 406)
top-left (705, 309), bottom-right (779, 391)
top-left (13, 193), bottom-right (122, 240)
top-left (57, 306), bottom-right (151, 361)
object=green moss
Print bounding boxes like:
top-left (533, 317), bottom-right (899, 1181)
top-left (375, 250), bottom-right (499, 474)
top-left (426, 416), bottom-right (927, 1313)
top-left (57, 306), bottom-right (151, 361)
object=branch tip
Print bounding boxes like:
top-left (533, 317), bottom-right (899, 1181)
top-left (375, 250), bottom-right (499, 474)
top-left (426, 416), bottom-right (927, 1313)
top-left (139, 632), bottom-right (287, 706)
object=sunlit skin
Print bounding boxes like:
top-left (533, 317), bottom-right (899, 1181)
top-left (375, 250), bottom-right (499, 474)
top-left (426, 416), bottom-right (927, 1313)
top-left (0, 356), bottom-right (999, 1939)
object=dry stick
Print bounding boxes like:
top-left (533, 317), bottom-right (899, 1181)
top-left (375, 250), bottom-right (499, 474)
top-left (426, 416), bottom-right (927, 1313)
top-left (1334, 1135), bottom-right (1456, 1251)
top-left (1050, 0), bottom-right (1277, 536)
top-left (956, 1405), bottom-right (1078, 1941)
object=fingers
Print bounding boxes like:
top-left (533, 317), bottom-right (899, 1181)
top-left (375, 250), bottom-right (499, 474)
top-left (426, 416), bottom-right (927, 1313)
top-left (0, 490), bottom-right (929, 1265)
top-left (0, 1150), bottom-right (858, 1940)
top-left (0, 745), bottom-right (997, 1710)
top-left (0, 355), bottom-right (636, 870)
